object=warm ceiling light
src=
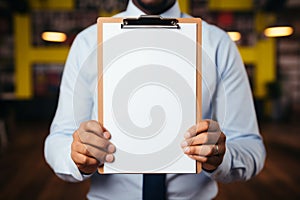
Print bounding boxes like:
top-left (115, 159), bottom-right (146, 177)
top-left (41, 31), bottom-right (67, 42)
top-left (227, 31), bottom-right (241, 42)
top-left (264, 26), bottom-right (293, 37)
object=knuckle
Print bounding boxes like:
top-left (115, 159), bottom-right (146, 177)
top-left (200, 146), bottom-right (208, 155)
top-left (203, 121), bottom-right (209, 130)
top-left (190, 147), bottom-right (196, 154)
top-left (82, 145), bottom-right (89, 155)
top-left (85, 121), bottom-right (93, 129)
top-left (204, 147), bottom-right (210, 155)
top-left (71, 152), bottom-right (83, 165)
top-left (71, 141), bottom-right (76, 150)
top-left (186, 138), bottom-right (193, 146)
top-left (83, 133), bottom-right (91, 142)
top-left (202, 132), bottom-right (209, 143)
top-left (103, 140), bottom-right (111, 149)
top-left (81, 156), bottom-right (88, 164)
top-left (73, 130), bottom-right (81, 141)
top-left (71, 141), bottom-right (78, 151)
top-left (94, 138), bottom-right (106, 150)
top-left (189, 125), bottom-right (197, 133)
top-left (73, 141), bottom-right (82, 150)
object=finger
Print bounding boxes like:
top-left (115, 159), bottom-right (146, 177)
top-left (73, 131), bottom-right (115, 163)
top-left (184, 125), bottom-right (198, 138)
top-left (84, 144), bottom-right (115, 164)
top-left (72, 140), bottom-right (95, 157)
top-left (205, 120), bottom-right (220, 132)
top-left (183, 144), bottom-right (215, 156)
top-left (182, 132), bottom-right (208, 147)
top-left (183, 145), bottom-right (225, 156)
top-left (184, 120), bottom-right (220, 139)
top-left (74, 130), bottom-right (114, 153)
top-left (71, 142), bottom-right (114, 164)
top-left (183, 143), bottom-right (225, 156)
top-left (103, 131), bottom-right (111, 140)
top-left (181, 131), bottom-right (222, 147)
top-left (79, 120), bottom-right (106, 138)
top-left (184, 122), bottom-right (208, 139)
top-left (187, 154), bottom-right (208, 163)
top-left (77, 131), bottom-right (115, 153)
top-left (71, 150), bottom-right (99, 166)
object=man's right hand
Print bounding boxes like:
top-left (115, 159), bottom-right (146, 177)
top-left (71, 120), bottom-right (116, 174)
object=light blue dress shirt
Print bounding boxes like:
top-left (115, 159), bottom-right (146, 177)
top-left (44, 1), bottom-right (266, 199)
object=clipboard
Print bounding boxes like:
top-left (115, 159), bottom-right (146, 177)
top-left (97, 15), bottom-right (202, 174)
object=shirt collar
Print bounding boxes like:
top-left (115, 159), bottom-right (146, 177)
top-left (125, 0), bottom-right (181, 18)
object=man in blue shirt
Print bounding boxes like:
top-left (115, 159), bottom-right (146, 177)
top-left (44, 0), bottom-right (266, 199)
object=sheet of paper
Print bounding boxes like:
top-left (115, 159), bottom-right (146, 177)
top-left (101, 23), bottom-right (198, 173)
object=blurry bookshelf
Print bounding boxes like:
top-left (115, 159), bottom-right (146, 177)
top-left (278, 39), bottom-right (300, 105)
top-left (31, 0), bottom-right (129, 47)
top-left (75, 0), bottom-right (128, 11)
top-left (0, 1), bottom-right (14, 99)
top-left (190, 0), bottom-right (256, 46)
top-left (0, 63), bottom-right (15, 98)
top-left (31, 10), bottom-right (99, 46)
top-left (33, 64), bottom-right (64, 98)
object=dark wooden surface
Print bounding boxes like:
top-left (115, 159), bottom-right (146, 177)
top-left (0, 121), bottom-right (299, 199)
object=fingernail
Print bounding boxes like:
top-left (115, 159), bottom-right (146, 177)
top-left (181, 141), bottom-right (188, 148)
top-left (106, 154), bottom-right (114, 163)
top-left (184, 147), bottom-right (190, 153)
top-left (184, 131), bottom-right (190, 138)
top-left (103, 132), bottom-right (110, 139)
top-left (107, 144), bottom-right (115, 153)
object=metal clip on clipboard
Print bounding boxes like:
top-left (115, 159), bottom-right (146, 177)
top-left (121, 15), bottom-right (180, 29)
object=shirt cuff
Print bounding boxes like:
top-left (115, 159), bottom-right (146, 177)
top-left (81, 172), bottom-right (94, 179)
top-left (45, 133), bottom-right (98, 182)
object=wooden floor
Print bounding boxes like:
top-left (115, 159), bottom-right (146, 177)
top-left (0, 120), bottom-right (299, 199)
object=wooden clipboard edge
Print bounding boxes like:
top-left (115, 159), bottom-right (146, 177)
top-left (97, 17), bottom-right (202, 174)
top-left (97, 17), bottom-right (124, 174)
top-left (178, 18), bottom-right (202, 174)
top-left (97, 17), bottom-right (123, 125)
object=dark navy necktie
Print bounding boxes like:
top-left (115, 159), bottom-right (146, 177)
top-left (143, 174), bottom-right (166, 200)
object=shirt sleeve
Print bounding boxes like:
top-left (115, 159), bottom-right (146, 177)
top-left (204, 30), bottom-right (266, 183)
top-left (44, 32), bottom-right (95, 182)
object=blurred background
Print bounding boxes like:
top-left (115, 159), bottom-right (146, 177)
top-left (0, 0), bottom-right (299, 199)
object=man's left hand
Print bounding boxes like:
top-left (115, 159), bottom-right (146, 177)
top-left (181, 120), bottom-right (226, 172)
